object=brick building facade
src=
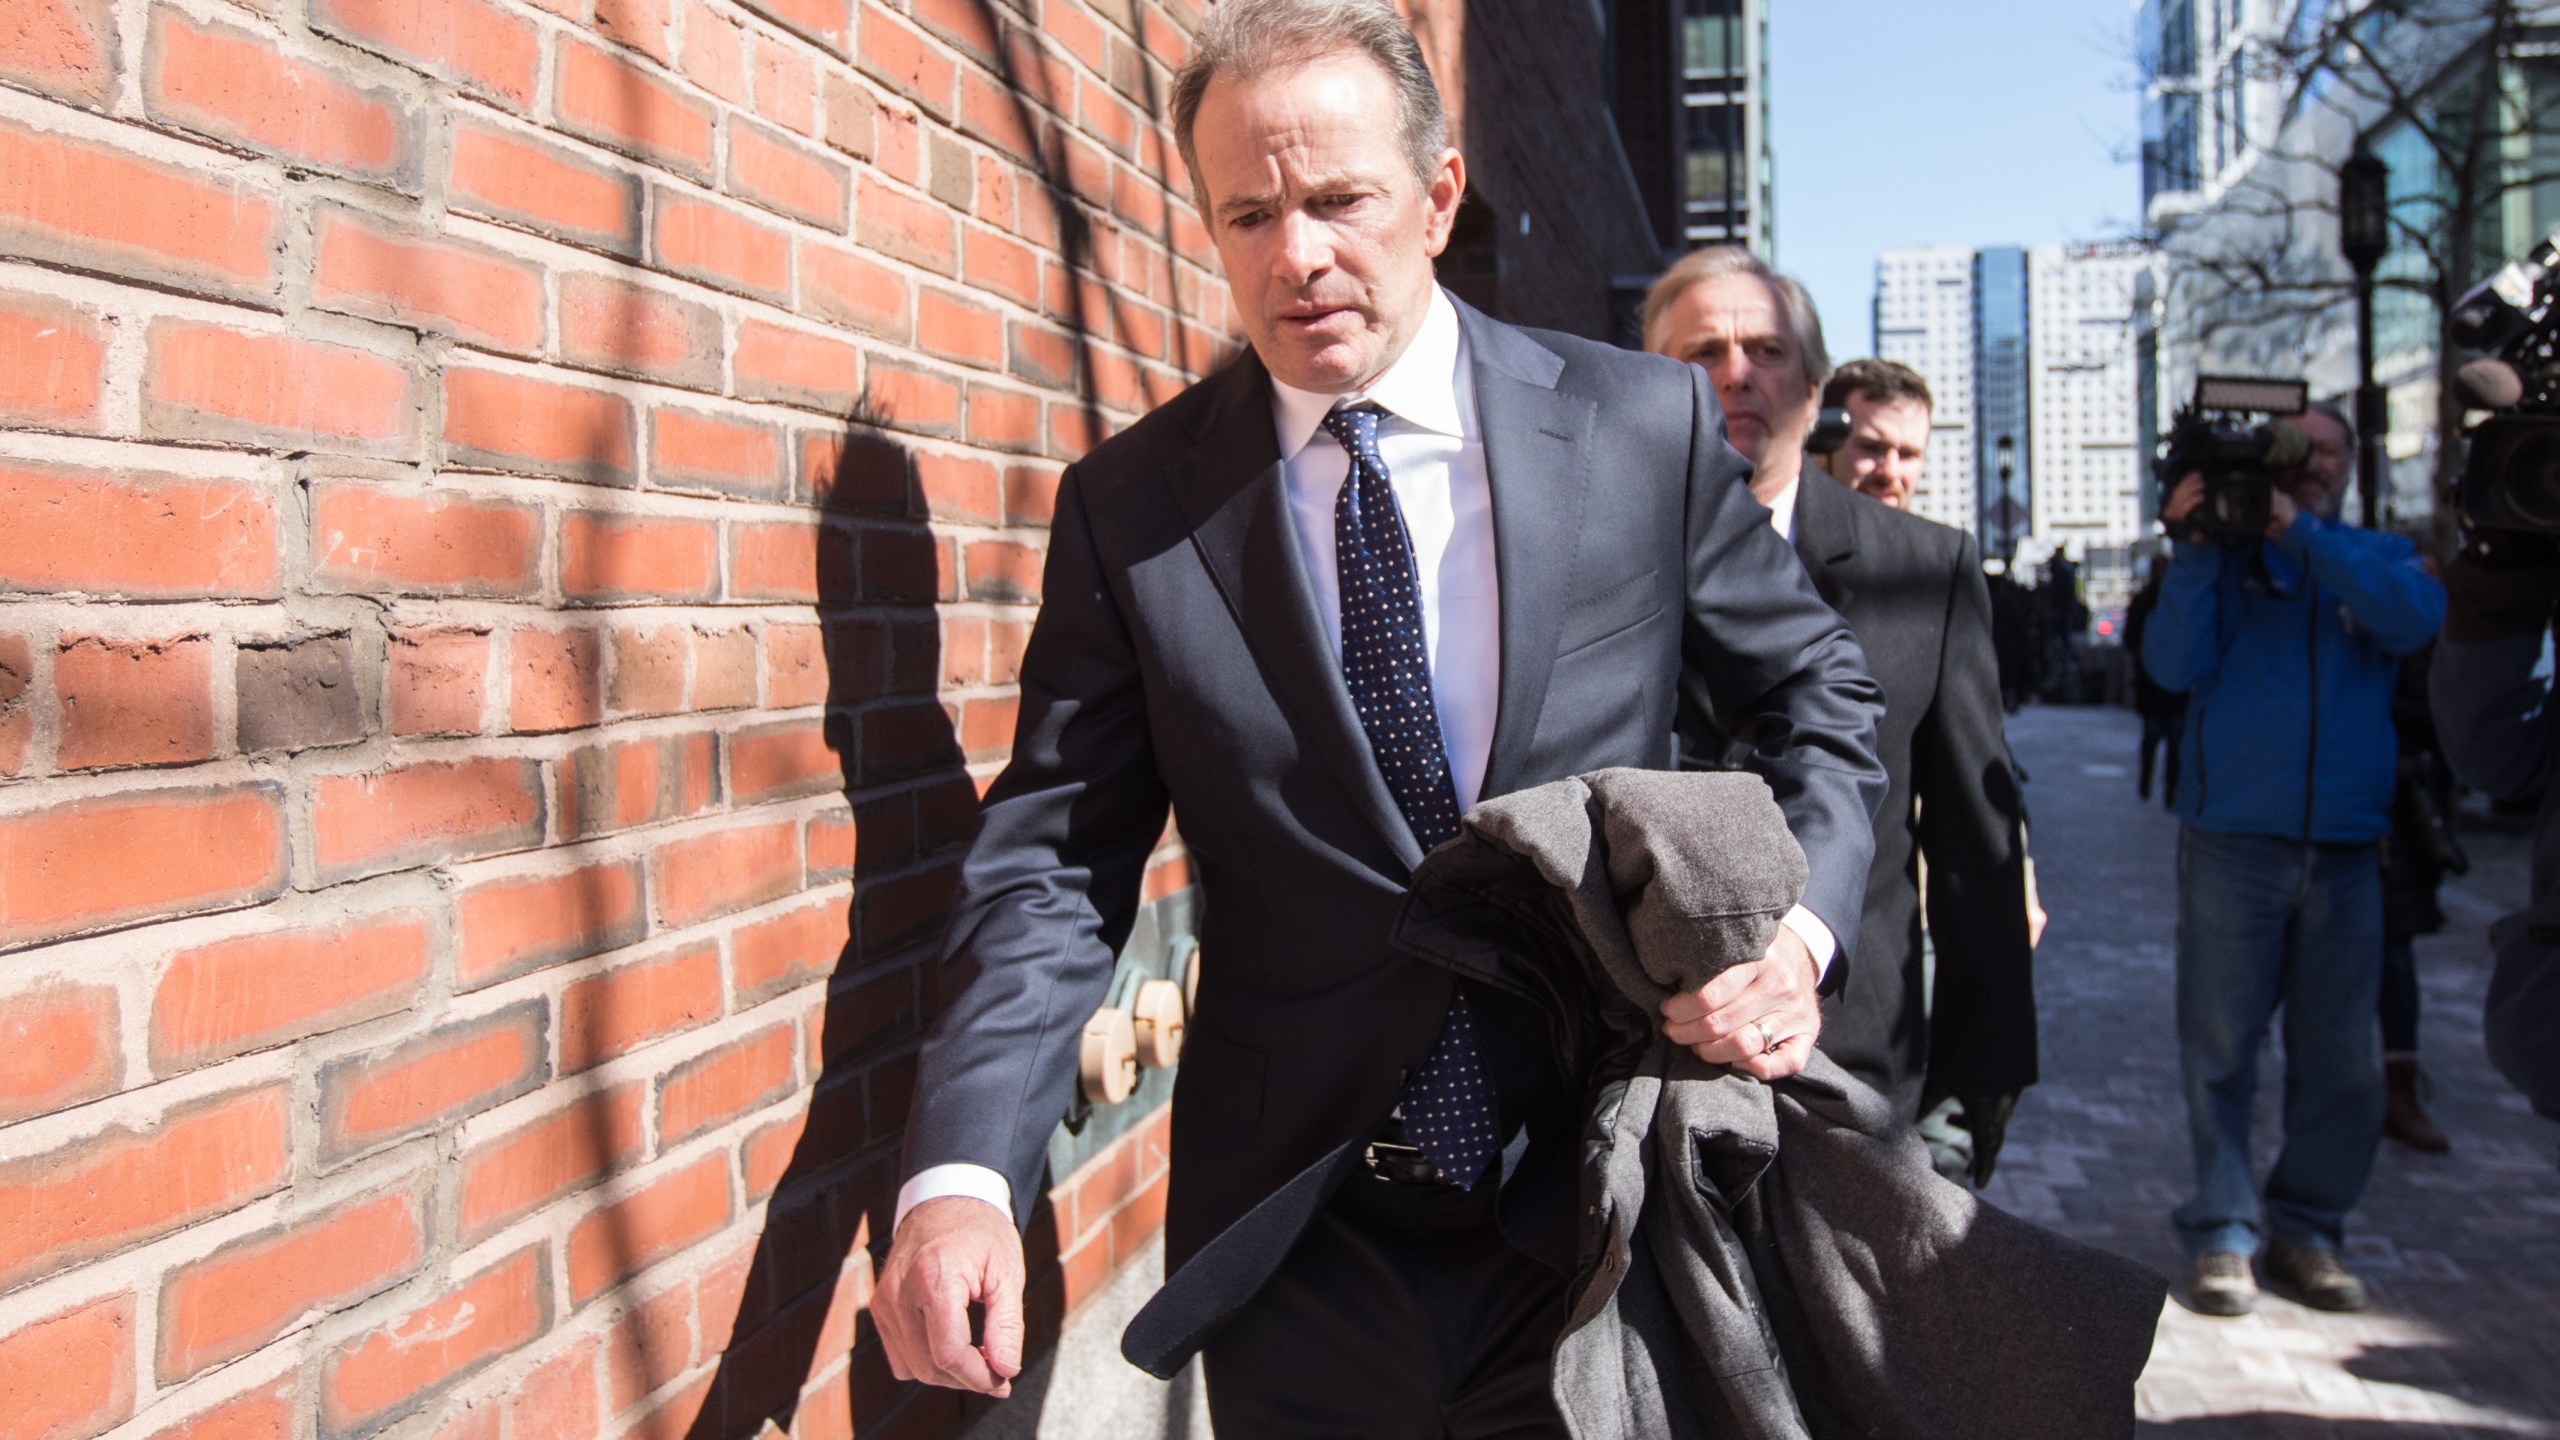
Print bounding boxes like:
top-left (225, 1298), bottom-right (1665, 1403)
top-left (0, 3), bottom-right (1655, 1439)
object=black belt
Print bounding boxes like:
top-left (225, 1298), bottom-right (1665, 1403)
top-left (1361, 1136), bottom-right (1453, 1187)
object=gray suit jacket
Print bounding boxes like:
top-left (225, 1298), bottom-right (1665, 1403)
top-left (902, 299), bottom-right (1888, 1276)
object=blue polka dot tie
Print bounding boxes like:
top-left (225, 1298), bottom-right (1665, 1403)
top-left (1322, 402), bottom-right (1498, 1190)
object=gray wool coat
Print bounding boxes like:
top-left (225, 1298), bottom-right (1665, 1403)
top-left (1394, 768), bottom-right (2165, 1440)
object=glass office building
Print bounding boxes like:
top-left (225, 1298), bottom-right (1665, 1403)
top-left (1975, 247), bottom-right (2032, 557)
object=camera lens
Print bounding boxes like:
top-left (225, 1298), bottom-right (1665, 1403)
top-left (2503, 430), bottom-right (2560, 529)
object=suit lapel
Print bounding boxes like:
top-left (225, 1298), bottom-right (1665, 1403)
top-left (1790, 471), bottom-right (1859, 615)
top-left (1165, 354), bottom-right (1426, 871)
top-left (1466, 304), bottom-right (1594, 801)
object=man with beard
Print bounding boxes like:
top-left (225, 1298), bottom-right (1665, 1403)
top-left (2143, 402), bottom-right (2443, 1316)
top-left (1815, 357), bottom-right (1934, 511)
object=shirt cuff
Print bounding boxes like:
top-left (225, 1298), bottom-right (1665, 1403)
top-left (1780, 904), bottom-right (1836, 982)
top-left (895, 1163), bottom-right (1013, 1230)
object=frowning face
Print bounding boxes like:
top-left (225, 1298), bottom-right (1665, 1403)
top-left (1652, 273), bottom-right (1819, 486)
top-left (1190, 50), bottom-right (1463, 394)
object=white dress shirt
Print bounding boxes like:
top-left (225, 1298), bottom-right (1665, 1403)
top-left (895, 288), bottom-right (1831, 1229)
top-left (1270, 285), bottom-right (1500, 811)
top-left (1762, 470), bottom-right (1802, 542)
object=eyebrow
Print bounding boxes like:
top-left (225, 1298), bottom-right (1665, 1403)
top-left (1214, 172), bottom-right (1377, 222)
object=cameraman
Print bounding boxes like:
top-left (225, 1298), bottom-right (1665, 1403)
top-left (2429, 533), bottom-right (2560, 1122)
top-left (2144, 403), bottom-right (2445, 1317)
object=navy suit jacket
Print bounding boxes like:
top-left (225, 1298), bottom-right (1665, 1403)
top-left (902, 300), bottom-right (1887, 1274)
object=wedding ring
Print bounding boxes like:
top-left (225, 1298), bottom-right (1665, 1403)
top-left (1741, 1020), bottom-right (1767, 1056)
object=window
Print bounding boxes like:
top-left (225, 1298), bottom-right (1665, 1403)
top-left (1685, 102), bottom-right (1739, 211)
top-left (2156, 0), bottom-right (2196, 79)
top-left (2144, 92), bottom-right (2200, 201)
top-left (1684, 0), bottom-right (1741, 76)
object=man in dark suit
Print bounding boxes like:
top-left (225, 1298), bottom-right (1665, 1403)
top-left (1646, 261), bottom-right (2035, 1185)
top-left (869, 3), bottom-right (1886, 1431)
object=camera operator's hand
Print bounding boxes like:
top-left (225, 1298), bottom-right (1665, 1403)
top-left (2265, 487), bottom-right (2300, 540)
top-left (2161, 472), bottom-right (2206, 528)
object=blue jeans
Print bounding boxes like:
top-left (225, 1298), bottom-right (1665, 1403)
top-left (2173, 826), bottom-right (2385, 1256)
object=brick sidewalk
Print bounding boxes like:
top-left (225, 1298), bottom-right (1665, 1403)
top-left (1993, 706), bottom-right (2560, 1438)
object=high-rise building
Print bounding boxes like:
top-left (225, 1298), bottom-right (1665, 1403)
top-left (1871, 241), bottom-right (2158, 616)
top-left (1974, 247), bottom-right (2032, 558)
top-left (2027, 242), bottom-right (2156, 621)
top-left (1605, 0), bottom-right (1774, 259)
top-left (1873, 246), bottom-right (1978, 531)
top-left (2138, 0), bottom-right (2290, 216)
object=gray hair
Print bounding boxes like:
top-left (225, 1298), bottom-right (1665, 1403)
top-left (1641, 246), bottom-right (1831, 394)
top-left (1170, 0), bottom-right (1449, 207)
top-left (2297, 399), bottom-right (2354, 454)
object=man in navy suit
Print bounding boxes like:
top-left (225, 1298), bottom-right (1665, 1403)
top-left (868, 3), bottom-right (1887, 1431)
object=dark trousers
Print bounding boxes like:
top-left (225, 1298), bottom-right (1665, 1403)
top-left (1200, 1168), bottom-right (1569, 1439)
top-left (2139, 713), bottom-right (2181, 803)
top-left (2380, 933), bottom-right (2422, 1054)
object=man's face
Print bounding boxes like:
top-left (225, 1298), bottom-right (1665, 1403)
top-left (1191, 51), bottom-right (1463, 394)
top-left (2280, 409), bottom-right (2350, 518)
top-left (1820, 391), bottom-right (1930, 508)
top-left (1652, 274), bottom-right (1819, 485)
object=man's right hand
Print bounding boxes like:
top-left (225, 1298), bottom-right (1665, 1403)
top-left (873, 1195), bottom-right (1026, 1396)
top-left (2161, 472), bottom-right (2206, 527)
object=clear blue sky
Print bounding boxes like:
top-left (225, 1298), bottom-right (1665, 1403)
top-left (1769, 0), bottom-right (2146, 356)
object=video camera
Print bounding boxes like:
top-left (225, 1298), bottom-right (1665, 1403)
top-left (2449, 228), bottom-right (2560, 533)
top-left (2158, 375), bottom-right (2313, 543)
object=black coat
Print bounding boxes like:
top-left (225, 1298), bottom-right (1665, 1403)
top-left (1687, 475), bottom-right (2035, 1119)
top-left (903, 299), bottom-right (1889, 1285)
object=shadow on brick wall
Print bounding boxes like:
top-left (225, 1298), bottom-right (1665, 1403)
top-left (670, 409), bottom-right (973, 1440)
top-left (658, 5), bottom-right (1209, 1435)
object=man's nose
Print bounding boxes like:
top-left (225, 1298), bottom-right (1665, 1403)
top-left (1276, 211), bottom-right (1331, 283)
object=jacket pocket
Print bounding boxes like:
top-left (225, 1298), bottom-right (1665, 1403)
top-left (1176, 1024), bottom-right (1266, 1123)
top-left (1557, 568), bottom-right (1664, 655)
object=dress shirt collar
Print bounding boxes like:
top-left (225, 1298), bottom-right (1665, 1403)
top-left (1762, 468), bottom-right (1802, 543)
top-left (1269, 285), bottom-right (1468, 461)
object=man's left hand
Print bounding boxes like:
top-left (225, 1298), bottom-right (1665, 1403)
top-left (1659, 924), bottom-right (1822, 1080)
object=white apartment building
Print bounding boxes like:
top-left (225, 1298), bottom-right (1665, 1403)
top-left (1872, 246), bottom-right (1978, 532)
top-left (2024, 242), bottom-right (2153, 560)
top-left (1870, 240), bottom-right (2157, 623)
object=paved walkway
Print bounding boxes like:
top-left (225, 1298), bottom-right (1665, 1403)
top-left (1992, 706), bottom-right (2560, 1438)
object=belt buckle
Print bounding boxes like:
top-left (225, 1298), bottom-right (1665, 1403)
top-left (1362, 1139), bottom-right (1445, 1186)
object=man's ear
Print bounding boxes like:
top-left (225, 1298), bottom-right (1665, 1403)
top-left (1421, 149), bottom-right (1465, 258)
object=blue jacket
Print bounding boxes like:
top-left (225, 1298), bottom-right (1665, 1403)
top-left (2140, 511), bottom-right (2444, 842)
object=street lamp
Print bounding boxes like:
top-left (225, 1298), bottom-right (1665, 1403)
top-left (1995, 432), bottom-right (2017, 562)
top-left (2341, 143), bottom-right (2391, 528)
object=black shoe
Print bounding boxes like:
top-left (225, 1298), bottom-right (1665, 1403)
top-left (2264, 1241), bottom-right (2369, 1312)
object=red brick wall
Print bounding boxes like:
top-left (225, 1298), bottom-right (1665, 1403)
top-left (0, 1), bottom-right (1212, 1438)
